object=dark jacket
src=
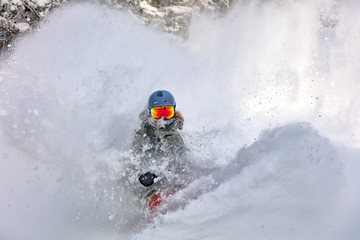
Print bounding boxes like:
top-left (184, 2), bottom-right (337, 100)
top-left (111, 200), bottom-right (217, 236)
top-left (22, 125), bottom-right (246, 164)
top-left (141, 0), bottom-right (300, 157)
top-left (130, 110), bottom-right (192, 199)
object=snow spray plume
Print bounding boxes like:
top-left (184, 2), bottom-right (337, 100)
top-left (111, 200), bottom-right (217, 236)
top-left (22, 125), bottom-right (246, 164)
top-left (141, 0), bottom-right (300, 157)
top-left (0, 1), bottom-right (359, 240)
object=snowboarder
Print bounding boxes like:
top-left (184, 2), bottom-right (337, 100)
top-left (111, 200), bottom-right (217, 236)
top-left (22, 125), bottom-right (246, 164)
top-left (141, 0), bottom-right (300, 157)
top-left (130, 90), bottom-right (193, 214)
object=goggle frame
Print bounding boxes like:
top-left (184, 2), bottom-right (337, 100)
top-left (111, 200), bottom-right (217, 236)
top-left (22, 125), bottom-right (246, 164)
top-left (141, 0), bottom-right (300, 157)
top-left (150, 105), bottom-right (175, 120)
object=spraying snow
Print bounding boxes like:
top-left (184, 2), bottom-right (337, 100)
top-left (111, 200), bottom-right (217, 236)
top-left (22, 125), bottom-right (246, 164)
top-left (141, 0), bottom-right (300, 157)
top-left (0, 1), bottom-right (359, 240)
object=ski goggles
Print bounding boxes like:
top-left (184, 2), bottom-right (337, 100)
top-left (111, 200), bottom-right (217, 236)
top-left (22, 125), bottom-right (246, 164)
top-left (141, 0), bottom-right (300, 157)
top-left (150, 106), bottom-right (175, 120)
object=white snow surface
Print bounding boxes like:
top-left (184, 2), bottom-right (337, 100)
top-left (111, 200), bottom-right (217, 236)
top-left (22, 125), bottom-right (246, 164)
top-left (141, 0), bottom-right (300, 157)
top-left (1, 1), bottom-right (360, 240)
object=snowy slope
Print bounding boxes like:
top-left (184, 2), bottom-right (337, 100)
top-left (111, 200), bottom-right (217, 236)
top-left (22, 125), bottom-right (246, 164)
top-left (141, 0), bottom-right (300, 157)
top-left (1, 1), bottom-right (360, 240)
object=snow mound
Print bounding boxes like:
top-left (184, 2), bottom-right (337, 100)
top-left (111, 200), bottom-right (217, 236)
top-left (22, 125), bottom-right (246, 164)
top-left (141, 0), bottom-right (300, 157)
top-left (134, 122), bottom-right (343, 240)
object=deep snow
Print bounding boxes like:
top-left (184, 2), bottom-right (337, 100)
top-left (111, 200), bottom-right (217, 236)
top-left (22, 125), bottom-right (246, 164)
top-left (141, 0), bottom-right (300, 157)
top-left (0, 1), bottom-right (360, 240)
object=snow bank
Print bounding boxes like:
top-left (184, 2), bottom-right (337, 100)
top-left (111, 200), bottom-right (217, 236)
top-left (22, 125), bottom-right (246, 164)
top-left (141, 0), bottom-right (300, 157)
top-left (134, 122), bottom-right (344, 240)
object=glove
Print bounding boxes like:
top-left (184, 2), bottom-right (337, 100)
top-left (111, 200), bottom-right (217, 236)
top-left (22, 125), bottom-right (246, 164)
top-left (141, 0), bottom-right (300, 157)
top-left (139, 172), bottom-right (157, 187)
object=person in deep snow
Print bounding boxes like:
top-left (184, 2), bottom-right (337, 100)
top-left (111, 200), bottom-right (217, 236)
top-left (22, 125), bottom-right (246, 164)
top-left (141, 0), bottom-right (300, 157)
top-left (130, 90), bottom-right (193, 209)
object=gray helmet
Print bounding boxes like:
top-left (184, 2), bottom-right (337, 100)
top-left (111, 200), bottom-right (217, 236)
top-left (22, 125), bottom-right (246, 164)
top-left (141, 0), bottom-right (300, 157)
top-left (147, 90), bottom-right (176, 109)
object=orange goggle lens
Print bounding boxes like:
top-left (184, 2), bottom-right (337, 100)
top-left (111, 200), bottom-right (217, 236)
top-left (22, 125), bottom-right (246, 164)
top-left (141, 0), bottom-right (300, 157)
top-left (150, 106), bottom-right (175, 119)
